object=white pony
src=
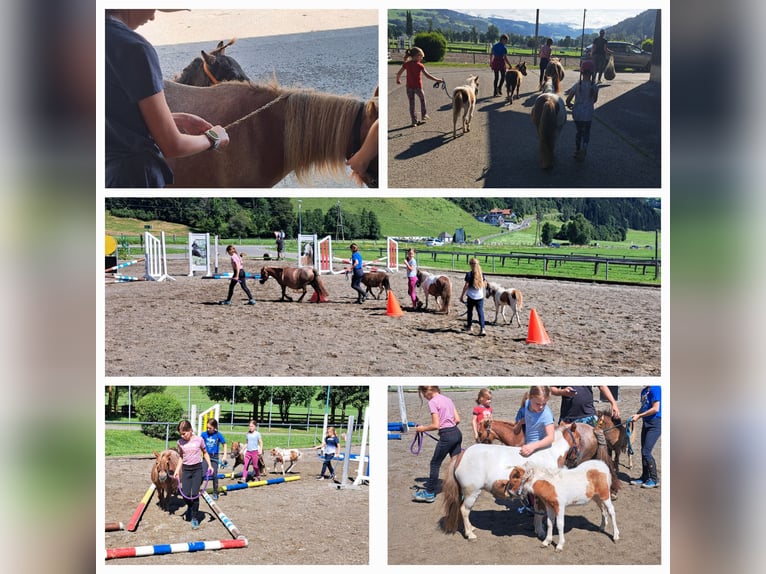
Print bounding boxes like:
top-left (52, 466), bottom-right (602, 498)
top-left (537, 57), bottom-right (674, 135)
top-left (452, 75), bottom-right (479, 138)
top-left (441, 423), bottom-right (581, 540)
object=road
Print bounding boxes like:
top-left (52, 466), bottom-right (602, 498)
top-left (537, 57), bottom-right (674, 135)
top-left (387, 64), bottom-right (661, 188)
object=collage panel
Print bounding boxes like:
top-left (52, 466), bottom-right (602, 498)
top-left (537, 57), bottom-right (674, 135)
top-left (103, 384), bottom-right (369, 565)
top-left (388, 384), bottom-right (663, 565)
top-left (387, 8), bottom-right (661, 188)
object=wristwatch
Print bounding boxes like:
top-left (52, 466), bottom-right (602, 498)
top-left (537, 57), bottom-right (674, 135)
top-left (204, 129), bottom-right (220, 150)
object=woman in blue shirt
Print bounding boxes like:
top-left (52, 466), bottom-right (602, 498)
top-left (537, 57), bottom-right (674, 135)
top-left (629, 386), bottom-right (662, 488)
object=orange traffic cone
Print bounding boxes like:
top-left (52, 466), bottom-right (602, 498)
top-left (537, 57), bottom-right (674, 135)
top-left (386, 290), bottom-right (404, 317)
top-left (309, 291), bottom-right (328, 303)
top-left (525, 308), bottom-right (551, 345)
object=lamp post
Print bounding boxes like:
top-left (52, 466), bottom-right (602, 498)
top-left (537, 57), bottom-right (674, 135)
top-left (298, 200), bottom-right (302, 236)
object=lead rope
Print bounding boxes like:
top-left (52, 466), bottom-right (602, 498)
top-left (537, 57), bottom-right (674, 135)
top-left (224, 93), bottom-right (291, 130)
top-left (176, 468), bottom-right (213, 501)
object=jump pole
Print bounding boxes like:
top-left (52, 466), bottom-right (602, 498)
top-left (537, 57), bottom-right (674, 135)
top-left (353, 407), bottom-right (370, 486)
top-left (126, 483), bottom-right (156, 532)
top-left (397, 386), bottom-right (409, 432)
top-left (209, 475), bottom-right (301, 493)
top-left (106, 538), bottom-right (247, 560)
top-left (105, 258), bottom-right (144, 273)
top-left (105, 521), bottom-right (125, 532)
top-left (201, 491), bottom-right (245, 540)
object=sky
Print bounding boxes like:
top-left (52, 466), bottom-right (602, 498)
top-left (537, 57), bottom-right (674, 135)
top-left (456, 9), bottom-right (646, 29)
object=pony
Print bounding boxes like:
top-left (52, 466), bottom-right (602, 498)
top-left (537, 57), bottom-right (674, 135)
top-left (175, 39), bottom-right (250, 86)
top-left (530, 80), bottom-right (566, 169)
top-left (259, 266), bottom-right (329, 303)
top-left (596, 409), bottom-right (633, 470)
top-left (151, 449), bottom-right (180, 511)
top-left (269, 448), bottom-right (303, 475)
top-left (484, 281), bottom-right (523, 326)
top-left (561, 421), bottom-right (620, 497)
top-left (361, 271), bottom-right (391, 299)
top-left (541, 58), bottom-right (565, 93)
top-left (504, 62), bottom-right (527, 104)
top-left (415, 269), bottom-right (452, 314)
top-left (476, 413), bottom-right (524, 446)
top-left (452, 75), bottom-right (479, 138)
top-left (441, 422), bottom-right (583, 540)
top-left (163, 80), bottom-right (378, 187)
top-left (507, 460), bottom-right (620, 551)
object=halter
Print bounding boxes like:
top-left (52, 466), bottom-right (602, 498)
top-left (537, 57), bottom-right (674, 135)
top-left (504, 472), bottom-right (547, 515)
top-left (563, 425), bottom-right (580, 467)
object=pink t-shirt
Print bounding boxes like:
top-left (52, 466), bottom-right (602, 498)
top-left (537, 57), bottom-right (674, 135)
top-left (429, 393), bottom-right (457, 429)
top-left (178, 435), bottom-right (205, 465)
top-left (540, 44), bottom-right (552, 59)
top-left (230, 252), bottom-right (243, 274)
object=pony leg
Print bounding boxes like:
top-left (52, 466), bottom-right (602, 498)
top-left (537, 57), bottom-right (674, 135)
top-left (297, 288), bottom-right (307, 302)
top-left (541, 507), bottom-right (555, 547)
top-left (554, 508), bottom-right (565, 551)
top-left (460, 489), bottom-right (482, 540)
top-left (281, 287), bottom-right (293, 302)
top-left (605, 499), bottom-right (620, 541)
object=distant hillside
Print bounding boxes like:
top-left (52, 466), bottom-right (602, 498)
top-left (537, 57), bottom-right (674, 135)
top-left (388, 9), bottom-right (657, 44)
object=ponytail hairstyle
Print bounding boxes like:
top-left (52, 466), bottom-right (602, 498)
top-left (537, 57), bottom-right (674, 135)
top-left (404, 46), bottom-right (425, 62)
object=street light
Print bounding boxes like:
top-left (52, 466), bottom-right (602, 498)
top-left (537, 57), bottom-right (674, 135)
top-left (298, 200), bottom-right (302, 236)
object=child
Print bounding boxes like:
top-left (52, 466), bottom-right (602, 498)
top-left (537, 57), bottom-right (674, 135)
top-left (219, 245), bottom-right (256, 305)
top-left (200, 418), bottom-right (227, 500)
top-left (175, 419), bottom-right (213, 530)
top-left (395, 47), bottom-right (444, 127)
top-left (459, 257), bottom-right (486, 336)
top-left (241, 420), bottom-right (263, 482)
top-left (471, 388), bottom-right (493, 442)
top-left (520, 386), bottom-right (555, 457)
top-left (403, 248), bottom-right (420, 309)
top-left (565, 60), bottom-right (599, 161)
top-left (317, 426), bottom-right (340, 480)
top-left (629, 385), bottom-right (661, 488)
top-left (412, 386), bottom-right (462, 503)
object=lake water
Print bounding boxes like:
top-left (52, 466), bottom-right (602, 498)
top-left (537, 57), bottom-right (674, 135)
top-left (155, 26), bottom-right (379, 188)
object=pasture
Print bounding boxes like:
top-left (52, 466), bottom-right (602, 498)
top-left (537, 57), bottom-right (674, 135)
top-left (388, 387), bottom-right (661, 565)
top-left (105, 259), bottom-right (660, 377)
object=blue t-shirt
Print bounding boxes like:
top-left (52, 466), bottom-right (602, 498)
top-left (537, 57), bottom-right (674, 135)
top-left (200, 430), bottom-right (226, 456)
top-left (324, 435), bottom-right (340, 455)
top-left (352, 251), bottom-right (363, 276)
top-left (524, 400), bottom-right (555, 443)
top-left (640, 386), bottom-right (661, 419)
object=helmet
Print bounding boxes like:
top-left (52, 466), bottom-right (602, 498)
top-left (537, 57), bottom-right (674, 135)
top-left (580, 60), bottom-right (594, 73)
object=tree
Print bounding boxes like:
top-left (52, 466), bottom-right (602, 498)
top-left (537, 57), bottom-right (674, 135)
top-left (541, 222), bottom-right (556, 245)
top-left (228, 210), bottom-right (253, 239)
top-left (413, 31), bottom-right (447, 62)
top-left (564, 213), bottom-right (593, 245)
top-left (405, 10), bottom-right (413, 37)
top-left (486, 24), bottom-right (499, 44)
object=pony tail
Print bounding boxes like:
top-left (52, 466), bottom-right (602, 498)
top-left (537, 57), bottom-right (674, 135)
top-left (440, 455), bottom-right (463, 534)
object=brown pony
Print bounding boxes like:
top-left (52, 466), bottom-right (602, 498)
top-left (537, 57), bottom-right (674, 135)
top-left (415, 269), bottom-right (452, 314)
top-left (175, 39), bottom-right (249, 86)
top-left (259, 266), bottom-right (328, 303)
top-left (596, 409), bottom-right (633, 469)
top-left (504, 61), bottom-right (527, 104)
top-left (561, 421), bottom-right (620, 496)
top-left (361, 271), bottom-right (390, 299)
top-left (477, 414), bottom-right (524, 446)
top-left (151, 449), bottom-right (180, 511)
top-left (163, 80), bottom-right (378, 188)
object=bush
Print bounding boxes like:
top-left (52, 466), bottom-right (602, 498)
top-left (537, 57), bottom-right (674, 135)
top-left (414, 32), bottom-right (447, 62)
top-left (136, 393), bottom-right (184, 440)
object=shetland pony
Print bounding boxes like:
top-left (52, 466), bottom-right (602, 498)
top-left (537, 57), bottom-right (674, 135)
top-left (484, 281), bottom-right (523, 326)
top-left (361, 271), bottom-right (391, 299)
top-left (504, 62), bottom-right (527, 104)
top-left (452, 75), bottom-right (479, 138)
top-left (415, 269), bottom-right (452, 314)
top-left (507, 460), bottom-right (620, 551)
top-left (596, 409), bottom-right (633, 469)
top-left (175, 39), bottom-right (250, 86)
top-left (477, 414), bottom-right (524, 446)
top-left (259, 266), bottom-right (329, 303)
top-left (531, 62), bottom-right (567, 170)
top-left (151, 449), bottom-right (180, 511)
top-left (269, 448), bottom-right (302, 475)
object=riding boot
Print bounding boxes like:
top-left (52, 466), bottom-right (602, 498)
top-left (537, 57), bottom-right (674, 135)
top-left (647, 457), bottom-right (658, 483)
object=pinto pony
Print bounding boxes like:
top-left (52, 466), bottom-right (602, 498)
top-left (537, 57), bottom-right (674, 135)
top-left (269, 448), bottom-right (302, 475)
top-left (259, 266), bottom-right (328, 303)
top-left (476, 413), bottom-right (524, 446)
top-left (175, 39), bottom-right (249, 86)
top-left (484, 281), bottom-right (523, 326)
top-left (452, 75), bottom-right (479, 138)
top-left (151, 449), bottom-right (180, 511)
top-left (507, 460), bottom-right (620, 551)
top-left (415, 269), bottom-right (452, 314)
top-left (596, 409), bottom-right (633, 469)
top-left (361, 271), bottom-right (391, 299)
top-left (504, 62), bottom-right (527, 104)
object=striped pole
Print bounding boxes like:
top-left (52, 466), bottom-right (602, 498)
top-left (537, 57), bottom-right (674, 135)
top-left (210, 475), bottom-right (300, 493)
top-left (105, 258), bottom-right (144, 273)
top-left (212, 272), bottom-right (260, 280)
top-left (201, 491), bottom-right (244, 540)
top-left (126, 483), bottom-right (156, 532)
top-left (106, 538), bottom-right (247, 560)
top-left (105, 522), bottom-right (125, 532)
top-left (108, 274), bottom-right (147, 282)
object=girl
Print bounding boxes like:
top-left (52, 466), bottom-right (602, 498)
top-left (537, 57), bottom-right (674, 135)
top-left (460, 257), bottom-right (486, 336)
top-left (471, 388), bottom-right (493, 442)
top-left (629, 386), bottom-right (661, 488)
top-left (490, 34), bottom-right (511, 96)
top-left (520, 386), bottom-right (554, 457)
top-left (538, 38), bottom-right (553, 90)
top-left (565, 60), bottom-right (599, 161)
top-left (317, 426), bottom-right (340, 480)
top-left (219, 245), bottom-right (256, 305)
top-left (199, 418), bottom-right (227, 500)
top-left (403, 248), bottom-right (420, 309)
top-left (242, 420), bottom-right (263, 482)
top-left (395, 47), bottom-right (444, 127)
top-left (412, 386), bottom-right (462, 503)
top-left (175, 419), bottom-right (213, 529)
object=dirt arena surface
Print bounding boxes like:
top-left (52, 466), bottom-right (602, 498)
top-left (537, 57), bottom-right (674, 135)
top-left (104, 449), bottom-right (368, 565)
top-left (104, 259), bottom-right (660, 377)
top-left (388, 386), bottom-right (662, 565)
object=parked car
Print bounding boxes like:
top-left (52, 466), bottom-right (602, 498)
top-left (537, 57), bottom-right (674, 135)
top-left (426, 238), bottom-right (444, 247)
top-left (581, 41), bottom-right (652, 72)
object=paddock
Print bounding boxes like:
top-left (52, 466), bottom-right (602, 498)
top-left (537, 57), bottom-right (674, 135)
top-left (105, 259), bottom-right (660, 377)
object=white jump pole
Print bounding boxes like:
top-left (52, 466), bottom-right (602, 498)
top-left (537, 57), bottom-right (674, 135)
top-left (398, 386), bottom-right (409, 433)
top-left (337, 415), bottom-right (355, 489)
top-left (353, 407), bottom-right (369, 486)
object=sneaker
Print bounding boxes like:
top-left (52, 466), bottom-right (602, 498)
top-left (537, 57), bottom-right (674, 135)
top-left (218, 300), bottom-right (232, 305)
top-left (246, 299), bottom-right (256, 305)
top-left (212, 493), bottom-right (219, 500)
top-left (630, 478), bottom-right (645, 486)
top-left (479, 329), bottom-right (487, 336)
top-left (413, 490), bottom-right (435, 503)
top-left (422, 114), bottom-right (430, 122)
top-left (411, 120), bottom-right (418, 127)
top-left (642, 480), bottom-right (659, 489)
top-left (316, 475), bottom-right (326, 480)
top-left (463, 325), bottom-right (472, 332)
top-left (191, 519), bottom-right (200, 530)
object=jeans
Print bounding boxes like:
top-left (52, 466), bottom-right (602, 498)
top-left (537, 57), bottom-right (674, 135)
top-left (574, 120), bottom-right (592, 151)
top-left (426, 426), bottom-right (463, 494)
top-left (640, 416), bottom-right (661, 481)
top-left (466, 296), bottom-right (485, 330)
top-left (351, 269), bottom-right (366, 301)
top-left (320, 454), bottom-right (335, 477)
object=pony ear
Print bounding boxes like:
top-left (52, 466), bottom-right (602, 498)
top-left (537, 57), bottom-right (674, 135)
top-left (201, 50), bottom-right (217, 65)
